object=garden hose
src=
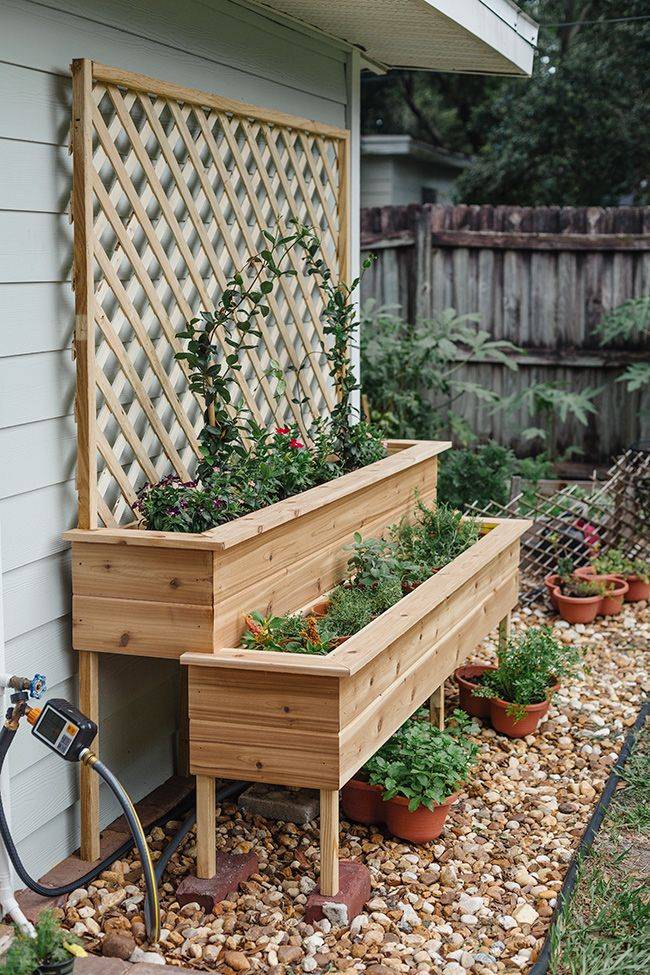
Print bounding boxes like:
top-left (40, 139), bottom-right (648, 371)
top-left (0, 725), bottom-right (160, 942)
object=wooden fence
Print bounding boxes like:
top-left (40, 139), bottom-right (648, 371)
top-left (360, 204), bottom-right (650, 461)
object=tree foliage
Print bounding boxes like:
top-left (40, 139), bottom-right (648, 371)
top-left (362, 1), bottom-right (650, 206)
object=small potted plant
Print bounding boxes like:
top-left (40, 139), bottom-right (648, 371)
top-left (0, 911), bottom-right (82, 975)
top-left (588, 550), bottom-right (649, 602)
top-left (626, 559), bottom-right (650, 602)
top-left (553, 572), bottom-right (606, 623)
top-left (454, 663), bottom-right (497, 718)
top-left (473, 627), bottom-right (581, 738)
top-left (346, 710), bottom-right (478, 843)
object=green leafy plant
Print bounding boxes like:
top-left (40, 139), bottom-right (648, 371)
top-left (345, 533), bottom-right (402, 589)
top-left (242, 611), bottom-right (332, 655)
top-left (473, 627), bottom-right (582, 720)
top-left (361, 304), bottom-right (519, 443)
top-left (391, 500), bottom-right (480, 572)
top-left (176, 226), bottom-right (311, 469)
top-left (437, 441), bottom-right (516, 510)
top-left (0, 911), bottom-right (81, 975)
top-left (596, 297), bottom-right (650, 393)
top-left (324, 579), bottom-right (403, 638)
top-left (592, 548), bottom-right (635, 577)
top-left (559, 577), bottom-right (608, 598)
top-left (364, 710), bottom-right (478, 812)
top-left (296, 234), bottom-right (386, 473)
top-left (632, 559), bottom-right (650, 584)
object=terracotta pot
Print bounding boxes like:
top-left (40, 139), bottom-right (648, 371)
top-left (544, 574), bottom-right (561, 608)
top-left (310, 598), bottom-right (331, 618)
top-left (625, 574), bottom-right (650, 602)
top-left (489, 696), bottom-right (552, 738)
top-left (598, 575), bottom-right (629, 615)
top-left (553, 586), bottom-right (601, 624)
top-left (574, 565), bottom-right (596, 579)
top-left (330, 635), bottom-right (351, 647)
top-left (383, 792), bottom-right (459, 843)
top-left (454, 664), bottom-right (496, 718)
top-left (341, 778), bottom-right (384, 825)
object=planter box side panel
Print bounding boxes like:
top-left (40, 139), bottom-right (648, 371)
top-left (339, 540), bottom-right (520, 727)
top-left (212, 456), bottom-right (438, 647)
top-left (338, 556), bottom-right (521, 784)
top-left (188, 666), bottom-right (341, 789)
top-left (71, 542), bottom-right (214, 658)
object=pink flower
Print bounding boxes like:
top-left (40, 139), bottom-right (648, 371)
top-left (275, 426), bottom-right (290, 435)
top-left (289, 438), bottom-right (304, 449)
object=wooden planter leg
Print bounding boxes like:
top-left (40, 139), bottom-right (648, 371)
top-left (498, 611), bottom-right (512, 653)
top-left (319, 789), bottom-right (339, 896)
top-left (79, 650), bottom-right (100, 861)
top-left (429, 682), bottom-right (445, 730)
top-left (196, 775), bottom-right (216, 879)
top-left (177, 664), bottom-right (190, 777)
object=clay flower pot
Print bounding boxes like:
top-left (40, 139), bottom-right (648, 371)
top-left (310, 598), bottom-right (331, 618)
top-left (625, 575), bottom-right (650, 602)
top-left (454, 664), bottom-right (496, 718)
top-left (489, 697), bottom-right (551, 738)
top-left (341, 778), bottom-right (384, 824)
top-left (383, 792), bottom-right (459, 844)
top-left (553, 586), bottom-right (601, 624)
top-left (598, 575), bottom-right (629, 615)
top-left (574, 565), bottom-right (596, 580)
top-left (544, 574), bottom-right (561, 608)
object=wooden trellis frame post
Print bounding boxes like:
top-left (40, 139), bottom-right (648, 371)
top-left (68, 57), bottom-right (351, 860)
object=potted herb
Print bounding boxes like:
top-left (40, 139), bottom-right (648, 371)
top-left (362, 711), bottom-right (478, 843)
top-left (586, 550), bottom-right (649, 602)
top-left (0, 911), bottom-right (81, 975)
top-left (473, 627), bottom-right (581, 737)
top-left (626, 559), bottom-right (650, 601)
top-left (454, 663), bottom-right (497, 718)
top-left (553, 574), bottom-right (606, 624)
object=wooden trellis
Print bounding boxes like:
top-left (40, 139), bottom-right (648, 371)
top-left (71, 59), bottom-right (349, 530)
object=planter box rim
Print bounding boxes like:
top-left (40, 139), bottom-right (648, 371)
top-left (181, 516), bottom-right (530, 677)
top-left (63, 439), bottom-right (451, 551)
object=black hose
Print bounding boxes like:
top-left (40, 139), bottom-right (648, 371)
top-left (89, 755), bottom-right (159, 942)
top-left (154, 780), bottom-right (247, 883)
top-left (0, 727), bottom-right (162, 939)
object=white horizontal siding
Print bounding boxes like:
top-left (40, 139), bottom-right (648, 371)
top-left (0, 0), bottom-right (350, 879)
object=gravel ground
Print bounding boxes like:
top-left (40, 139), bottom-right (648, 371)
top-left (60, 600), bottom-right (649, 975)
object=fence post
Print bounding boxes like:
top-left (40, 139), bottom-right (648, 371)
top-left (413, 205), bottom-right (433, 323)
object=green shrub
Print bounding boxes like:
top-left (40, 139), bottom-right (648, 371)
top-left (364, 710), bottom-right (478, 811)
top-left (474, 627), bottom-right (582, 715)
top-left (437, 441), bottom-right (515, 510)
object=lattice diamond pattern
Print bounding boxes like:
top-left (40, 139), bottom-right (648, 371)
top-left (73, 63), bottom-right (347, 527)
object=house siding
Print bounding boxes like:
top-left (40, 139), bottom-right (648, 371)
top-left (0, 0), bottom-right (349, 878)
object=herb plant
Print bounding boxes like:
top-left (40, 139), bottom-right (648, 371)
top-left (345, 533), bottom-right (402, 589)
top-left (176, 226), bottom-right (310, 470)
top-left (591, 548), bottom-right (643, 578)
top-left (242, 611), bottom-right (332, 655)
top-left (324, 580), bottom-right (403, 638)
top-left (473, 627), bottom-right (582, 720)
top-left (0, 910), bottom-right (81, 975)
top-left (364, 710), bottom-right (478, 812)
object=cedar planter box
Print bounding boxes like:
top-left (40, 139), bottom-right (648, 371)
top-left (64, 440), bottom-right (449, 659)
top-left (182, 517), bottom-right (528, 789)
top-left (181, 515), bottom-right (529, 892)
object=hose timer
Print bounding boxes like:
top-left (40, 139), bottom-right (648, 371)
top-left (29, 699), bottom-right (98, 762)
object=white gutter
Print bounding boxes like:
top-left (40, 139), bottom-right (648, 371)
top-left (0, 529), bottom-right (34, 934)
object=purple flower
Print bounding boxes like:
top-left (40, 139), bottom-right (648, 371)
top-left (212, 498), bottom-right (225, 509)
